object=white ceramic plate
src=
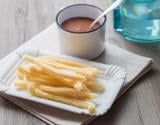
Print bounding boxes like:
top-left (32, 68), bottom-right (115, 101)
top-left (0, 47), bottom-right (126, 116)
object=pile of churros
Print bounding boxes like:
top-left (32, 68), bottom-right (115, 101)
top-left (14, 55), bottom-right (104, 113)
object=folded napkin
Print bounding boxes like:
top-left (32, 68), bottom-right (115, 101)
top-left (0, 23), bottom-right (152, 125)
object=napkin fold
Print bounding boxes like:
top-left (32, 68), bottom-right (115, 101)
top-left (0, 24), bottom-right (152, 125)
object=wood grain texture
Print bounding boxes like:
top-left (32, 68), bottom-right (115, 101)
top-left (0, 0), bottom-right (160, 125)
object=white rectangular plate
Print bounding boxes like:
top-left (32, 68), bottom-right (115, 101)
top-left (0, 47), bottom-right (126, 116)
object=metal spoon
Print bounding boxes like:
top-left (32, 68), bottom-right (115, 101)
top-left (89, 0), bottom-right (123, 29)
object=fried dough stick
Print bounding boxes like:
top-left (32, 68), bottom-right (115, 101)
top-left (24, 59), bottom-right (103, 92)
top-left (38, 56), bottom-right (99, 73)
top-left (38, 85), bottom-right (96, 99)
top-left (14, 80), bottom-right (96, 99)
top-left (14, 80), bottom-right (96, 112)
top-left (85, 81), bottom-right (105, 92)
top-left (14, 80), bottom-right (27, 89)
top-left (37, 60), bottom-right (97, 79)
top-left (35, 89), bottom-right (96, 113)
top-left (16, 67), bottom-right (85, 90)
top-left (38, 56), bottom-right (92, 67)
top-left (23, 55), bottom-right (86, 81)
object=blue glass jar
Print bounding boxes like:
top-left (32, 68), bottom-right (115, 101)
top-left (114, 0), bottom-right (160, 43)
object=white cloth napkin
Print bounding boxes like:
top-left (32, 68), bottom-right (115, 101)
top-left (0, 23), bottom-right (152, 125)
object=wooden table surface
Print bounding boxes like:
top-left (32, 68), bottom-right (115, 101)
top-left (0, 0), bottom-right (160, 125)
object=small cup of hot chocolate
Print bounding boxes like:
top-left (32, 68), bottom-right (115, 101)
top-left (56, 4), bottom-right (106, 59)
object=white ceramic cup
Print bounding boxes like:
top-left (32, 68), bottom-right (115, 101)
top-left (56, 4), bottom-right (106, 59)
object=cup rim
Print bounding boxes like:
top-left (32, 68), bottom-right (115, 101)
top-left (56, 4), bottom-right (106, 34)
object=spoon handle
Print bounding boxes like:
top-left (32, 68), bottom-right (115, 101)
top-left (89, 0), bottom-right (123, 28)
